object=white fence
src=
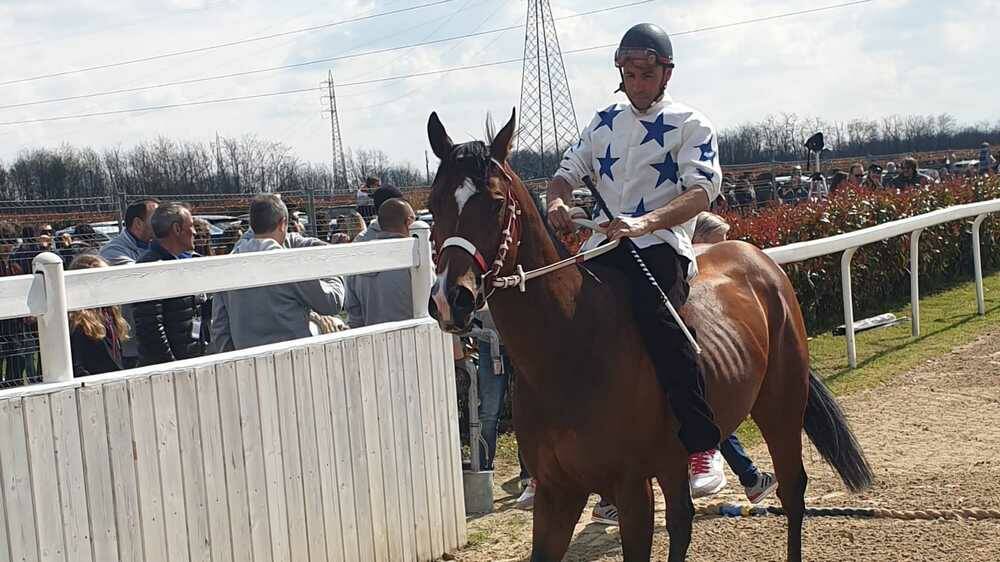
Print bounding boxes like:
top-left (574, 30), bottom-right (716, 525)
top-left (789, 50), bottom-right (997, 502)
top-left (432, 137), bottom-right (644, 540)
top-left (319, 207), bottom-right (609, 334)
top-left (762, 198), bottom-right (1000, 367)
top-left (0, 320), bottom-right (465, 562)
top-left (0, 226), bottom-right (469, 562)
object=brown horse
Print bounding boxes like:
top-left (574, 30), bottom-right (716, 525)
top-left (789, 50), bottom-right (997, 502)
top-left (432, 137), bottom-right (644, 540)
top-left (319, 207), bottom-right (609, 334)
top-left (426, 110), bottom-right (871, 562)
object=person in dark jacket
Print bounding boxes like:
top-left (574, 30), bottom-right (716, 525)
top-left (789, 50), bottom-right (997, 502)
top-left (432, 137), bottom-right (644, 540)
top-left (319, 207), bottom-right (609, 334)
top-left (886, 157), bottom-right (932, 189)
top-left (134, 203), bottom-right (203, 366)
top-left (68, 254), bottom-right (129, 377)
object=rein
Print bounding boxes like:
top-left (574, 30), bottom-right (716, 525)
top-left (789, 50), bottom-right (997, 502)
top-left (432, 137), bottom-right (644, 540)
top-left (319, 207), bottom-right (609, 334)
top-left (438, 179), bottom-right (616, 296)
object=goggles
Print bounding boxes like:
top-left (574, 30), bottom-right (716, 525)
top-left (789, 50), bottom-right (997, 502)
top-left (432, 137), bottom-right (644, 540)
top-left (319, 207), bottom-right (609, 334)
top-left (614, 47), bottom-right (674, 68)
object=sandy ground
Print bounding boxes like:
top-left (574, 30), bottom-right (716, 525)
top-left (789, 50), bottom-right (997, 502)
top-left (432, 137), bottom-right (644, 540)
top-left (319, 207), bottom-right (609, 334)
top-left (454, 329), bottom-right (1000, 561)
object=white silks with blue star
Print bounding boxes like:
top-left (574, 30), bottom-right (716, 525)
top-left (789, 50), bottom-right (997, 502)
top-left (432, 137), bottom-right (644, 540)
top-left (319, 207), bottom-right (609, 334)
top-left (554, 93), bottom-right (723, 279)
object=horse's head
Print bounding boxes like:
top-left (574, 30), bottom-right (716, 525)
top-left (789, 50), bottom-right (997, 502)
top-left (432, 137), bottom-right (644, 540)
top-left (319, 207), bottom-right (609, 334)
top-left (426, 109), bottom-right (521, 334)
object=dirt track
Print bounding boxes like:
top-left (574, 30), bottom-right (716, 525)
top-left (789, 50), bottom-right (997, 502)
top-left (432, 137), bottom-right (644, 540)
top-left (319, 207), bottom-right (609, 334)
top-left (456, 329), bottom-right (1000, 561)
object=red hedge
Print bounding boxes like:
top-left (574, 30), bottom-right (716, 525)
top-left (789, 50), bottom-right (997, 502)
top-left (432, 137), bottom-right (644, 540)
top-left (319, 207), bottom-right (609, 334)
top-left (723, 177), bottom-right (1000, 331)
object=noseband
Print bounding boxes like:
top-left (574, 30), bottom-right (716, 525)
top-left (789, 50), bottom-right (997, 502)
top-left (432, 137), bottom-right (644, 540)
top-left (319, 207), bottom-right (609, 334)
top-left (436, 157), bottom-right (524, 306)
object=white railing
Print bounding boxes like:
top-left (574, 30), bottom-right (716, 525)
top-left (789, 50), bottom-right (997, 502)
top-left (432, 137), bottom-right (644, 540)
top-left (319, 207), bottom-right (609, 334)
top-left (0, 226), bottom-right (434, 384)
top-left (763, 198), bottom-right (1000, 367)
top-left (0, 225), bottom-right (471, 562)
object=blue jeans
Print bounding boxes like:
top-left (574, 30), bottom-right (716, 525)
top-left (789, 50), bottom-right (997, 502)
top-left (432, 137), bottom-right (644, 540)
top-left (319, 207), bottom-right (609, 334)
top-left (477, 340), bottom-right (529, 479)
top-left (720, 434), bottom-right (759, 487)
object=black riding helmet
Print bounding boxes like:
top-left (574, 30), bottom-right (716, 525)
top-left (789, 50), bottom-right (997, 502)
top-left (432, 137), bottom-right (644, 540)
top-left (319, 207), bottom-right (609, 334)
top-left (614, 23), bottom-right (675, 98)
top-left (615, 23), bottom-right (674, 68)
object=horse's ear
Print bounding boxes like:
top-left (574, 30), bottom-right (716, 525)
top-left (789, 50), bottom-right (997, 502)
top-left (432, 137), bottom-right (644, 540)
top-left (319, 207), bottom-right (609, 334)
top-left (428, 112), bottom-right (453, 160)
top-left (491, 108), bottom-right (517, 163)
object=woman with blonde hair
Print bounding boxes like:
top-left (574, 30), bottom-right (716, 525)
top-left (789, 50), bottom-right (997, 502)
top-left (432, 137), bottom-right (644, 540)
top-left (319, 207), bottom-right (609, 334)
top-left (68, 254), bottom-right (130, 376)
top-left (341, 211), bottom-right (366, 242)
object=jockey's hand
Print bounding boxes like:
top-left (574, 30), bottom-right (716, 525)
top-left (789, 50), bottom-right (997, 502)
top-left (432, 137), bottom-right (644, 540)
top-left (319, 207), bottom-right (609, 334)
top-left (547, 201), bottom-right (575, 233)
top-left (601, 215), bottom-right (653, 242)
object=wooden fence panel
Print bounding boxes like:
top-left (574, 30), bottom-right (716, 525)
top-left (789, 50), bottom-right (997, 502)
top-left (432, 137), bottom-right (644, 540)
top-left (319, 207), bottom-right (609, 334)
top-left (50, 390), bottom-right (94, 562)
top-left (0, 321), bottom-right (465, 562)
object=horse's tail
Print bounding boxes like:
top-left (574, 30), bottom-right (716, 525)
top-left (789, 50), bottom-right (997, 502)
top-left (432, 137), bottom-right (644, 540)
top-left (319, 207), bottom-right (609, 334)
top-left (803, 370), bottom-right (873, 492)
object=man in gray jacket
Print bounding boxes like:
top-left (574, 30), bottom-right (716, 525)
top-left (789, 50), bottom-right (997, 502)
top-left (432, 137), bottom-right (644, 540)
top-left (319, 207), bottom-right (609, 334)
top-left (99, 198), bottom-right (159, 367)
top-left (346, 198), bottom-right (426, 327)
top-left (211, 194), bottom-right (345, 351)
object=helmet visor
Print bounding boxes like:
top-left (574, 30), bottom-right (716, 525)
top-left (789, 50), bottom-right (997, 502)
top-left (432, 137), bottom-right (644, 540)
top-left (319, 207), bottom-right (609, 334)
top-left (614, 47), bottom-right (673, 68)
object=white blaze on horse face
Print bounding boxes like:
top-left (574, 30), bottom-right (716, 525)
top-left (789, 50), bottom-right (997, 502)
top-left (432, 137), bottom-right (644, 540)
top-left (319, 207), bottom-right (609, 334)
top-left (432, 265), bottom-right (453, 323)
top-left (455, 178), bottom-right (477, 214)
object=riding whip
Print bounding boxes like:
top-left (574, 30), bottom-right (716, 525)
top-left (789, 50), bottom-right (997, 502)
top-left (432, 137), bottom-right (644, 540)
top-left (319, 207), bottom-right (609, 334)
top-left (581, 176), bottom-right (702, 355)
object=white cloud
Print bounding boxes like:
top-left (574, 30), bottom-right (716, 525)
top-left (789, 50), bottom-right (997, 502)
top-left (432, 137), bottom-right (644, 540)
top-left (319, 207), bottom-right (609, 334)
top-left (1, 0), bottom-right (996, 172)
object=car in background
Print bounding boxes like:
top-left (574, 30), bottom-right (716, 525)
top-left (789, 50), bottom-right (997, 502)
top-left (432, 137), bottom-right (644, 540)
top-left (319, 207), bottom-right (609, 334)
top-left (416, 209), bottom-right (433, 226)
top-left (193, 215), bottom-right (241, 242)
top-left (951, 160), bottom-right (980, 175)
top-left (54, 221), bottom-right (118, 246)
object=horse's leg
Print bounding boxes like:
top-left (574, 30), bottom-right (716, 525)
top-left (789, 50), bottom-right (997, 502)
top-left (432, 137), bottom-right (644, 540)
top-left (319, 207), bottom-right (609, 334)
top-left (529, 482), bottom-right (587, 562)
top-left (657, 458), bottom-right (694, 562)
top-left (752, 384), bottom-right (808, 562)
top-left (614, 477), bottom-right (654, 562)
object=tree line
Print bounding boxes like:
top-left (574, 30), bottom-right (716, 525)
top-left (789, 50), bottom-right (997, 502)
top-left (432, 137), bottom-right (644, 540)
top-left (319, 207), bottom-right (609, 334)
top-left (0, 135), bottom-right (426, 201)
top-left (2, 113), bottom-right (997, 201)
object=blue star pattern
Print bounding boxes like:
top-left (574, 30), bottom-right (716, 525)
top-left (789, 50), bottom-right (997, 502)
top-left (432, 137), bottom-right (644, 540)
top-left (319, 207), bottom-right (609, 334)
top-left (640, 114), bottom-right (677, 147)
top-left (597, 145), bottom-right (619, 180)
top-left (697, 168), bottom-right (714, 181)
top-left (594, 105), bottom-right (624, 132)
top-left (631, 198), bottom-right (648, 217)
top-left (650, 152), bottom-right (679, 188)
top-left (696, 136), bottom-right (716, 162)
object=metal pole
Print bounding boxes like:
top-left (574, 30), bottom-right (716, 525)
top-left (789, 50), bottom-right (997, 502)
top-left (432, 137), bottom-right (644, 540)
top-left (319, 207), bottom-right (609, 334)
top-left (410, 224), bottom-right (433, 319)
top-left (466, 354), bottom-right (481, 473)
top-left (33, 252), bottom-right (73, 383)
top-left (972, 214), bottom-right (988, 315)
top-left (910, 229), bottom-right (923, 337)
top-left (306, 186), bottom-right (318, 238)
top-left (841, 247), bottom-right (859, 369)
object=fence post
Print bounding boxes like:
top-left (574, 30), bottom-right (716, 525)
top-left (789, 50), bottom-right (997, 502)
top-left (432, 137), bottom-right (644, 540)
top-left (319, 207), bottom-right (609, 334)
top-left (972, 214), bottom-right (988, 315)
top-left (117, 190), bottom-right (129, 231)
top-left (841, 246), bottom-right (859, 369)
top-left (33, 252), bottom-right (73, 383)
top-left (306, 186), bottom-right (318, 238)
top-left (410, 223), bottom-right (433, 319)
top-left (910, 228), bottom-right (923, 337)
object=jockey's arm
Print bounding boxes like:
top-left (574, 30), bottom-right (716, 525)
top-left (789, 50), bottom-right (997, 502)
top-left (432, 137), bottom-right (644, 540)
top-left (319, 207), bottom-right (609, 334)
top-left (546, 175), bottom-right (576, 232)
top-left (639, 187), bottom-right (711, 233)
top-left (605, 187), bottom-right (711, 242)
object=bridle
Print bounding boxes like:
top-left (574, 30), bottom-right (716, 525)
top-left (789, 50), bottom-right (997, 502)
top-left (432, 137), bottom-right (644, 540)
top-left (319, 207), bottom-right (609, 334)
top-left (435, 156), bottom-right (524, 306)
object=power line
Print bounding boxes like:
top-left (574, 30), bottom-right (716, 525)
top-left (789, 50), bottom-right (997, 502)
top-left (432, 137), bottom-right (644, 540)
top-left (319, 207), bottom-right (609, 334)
top-left (0, 0), bottom-right (458, 88)
top-left (0, 0), bottom-right (873, 127)
top-left (0, 0), bottom-right (657, 111)
top-left (0, 88), bottom-right (322, 126)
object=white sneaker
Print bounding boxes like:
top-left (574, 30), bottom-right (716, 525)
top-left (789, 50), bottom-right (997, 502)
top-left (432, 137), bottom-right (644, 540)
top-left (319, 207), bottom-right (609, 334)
top-left (688, 449), bottom-right (727, 499)
top-left (745, 471), bottom-right (778, 505)
top-left (515, 478), bottom-right (536, 510)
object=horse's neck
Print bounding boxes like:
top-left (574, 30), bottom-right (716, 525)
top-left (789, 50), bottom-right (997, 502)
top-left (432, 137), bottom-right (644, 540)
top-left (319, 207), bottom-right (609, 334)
top-left (487, 193), bottom-right (583, 369)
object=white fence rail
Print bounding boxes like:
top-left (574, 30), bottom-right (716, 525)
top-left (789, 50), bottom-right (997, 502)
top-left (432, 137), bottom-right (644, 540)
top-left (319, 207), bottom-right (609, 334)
top-left (762, 198), bottom-right (1000, 367)
top-left (0, 319), bottom-right (466, 562)
top-left (0, 227), bottom-right (434, 383)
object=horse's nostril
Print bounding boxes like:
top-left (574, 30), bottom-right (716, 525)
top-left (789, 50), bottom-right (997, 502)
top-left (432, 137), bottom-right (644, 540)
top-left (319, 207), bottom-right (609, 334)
top-left (449, 285), bottom-right (477, 319)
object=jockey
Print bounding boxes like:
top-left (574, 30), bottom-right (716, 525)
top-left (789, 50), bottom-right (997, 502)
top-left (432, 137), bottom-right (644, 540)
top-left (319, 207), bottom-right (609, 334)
top-left (547, 23), bottom-right (727, 499)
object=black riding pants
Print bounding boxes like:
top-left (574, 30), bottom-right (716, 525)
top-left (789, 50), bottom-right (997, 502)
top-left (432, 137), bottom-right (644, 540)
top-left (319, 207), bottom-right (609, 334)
top-left (595, 240), bottom-right (721, 454)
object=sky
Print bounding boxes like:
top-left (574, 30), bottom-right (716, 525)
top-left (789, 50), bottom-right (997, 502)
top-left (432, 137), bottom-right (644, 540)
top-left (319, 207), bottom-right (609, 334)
top-left (0, 0), bottom-right (996, 173)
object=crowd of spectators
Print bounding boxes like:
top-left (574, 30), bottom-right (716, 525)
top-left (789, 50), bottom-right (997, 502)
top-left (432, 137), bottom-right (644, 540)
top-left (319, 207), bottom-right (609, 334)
top-left (0, 181), bottom-right (430, 386)
top-left (714, 146), bottom-right (999, 215)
